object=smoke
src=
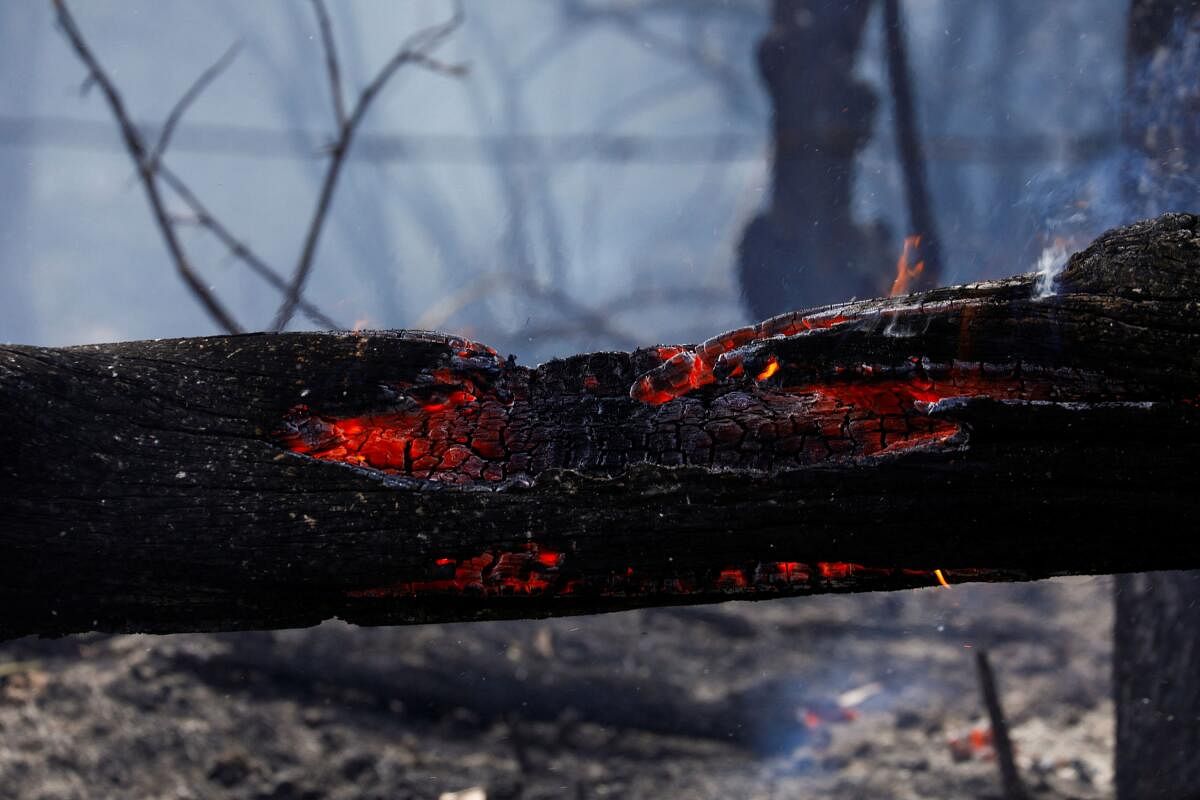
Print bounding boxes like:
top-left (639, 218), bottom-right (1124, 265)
top-left (1034, 239), bottom-right (1070, 298)
top-left (1028, 15), bottom-right (1200, 299)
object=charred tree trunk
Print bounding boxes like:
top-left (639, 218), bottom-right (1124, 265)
top-left (1123, 0), bottom-right (1200, 219)
top-left (1115, 573), bottom-right (1200, 799)
top-left (736, 0), bottom-right (889, 318)
top-left (1116, 5), bottom-right (1200, 798)
top-left (2, 214), bottom-right (1200, 641)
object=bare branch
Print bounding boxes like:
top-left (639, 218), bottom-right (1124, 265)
top-left (563, 0), bottom-right (751, 112)
top-left (271, 2), bottom-right (466, 332)
top-left (146, 40), bottom-right (241, 174)
top-left (413, 271), bottom-right (640, 349)
top-left (310, 0), bottom-right (346, 129)
top-left (51, 0), bottom-right (243, 334)
top-left (156, 165), bottom-right (346, 330)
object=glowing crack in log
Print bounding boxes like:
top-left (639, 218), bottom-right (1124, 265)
top-left (347, 547), bottom-right (998, 600)
top-left (3, 214), bottom-right (1200, 638)
top-left (277, 346), bottom-right (1125, 482)
top-left (630, 308), bottom-right (851, 405)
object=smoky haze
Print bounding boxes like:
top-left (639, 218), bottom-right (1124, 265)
top-left (0, 1), bottom-right (1124, 360)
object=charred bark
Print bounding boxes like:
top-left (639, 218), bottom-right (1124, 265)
top-left (1115, 573), bottom-right (1200, 799)
top-left (1123, 0), bottom-right (1200, 218)
top-left (2, 214), bottom-right (1200, 641)
top-left (1116, 5), bottom-right (1200, 798)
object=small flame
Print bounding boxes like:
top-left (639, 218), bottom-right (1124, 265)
top-left (755, 357), bottom-right (780, 382)
top-left (351, 317), bottom-right (372, 332)
top-left (934, 568), bottom-right (950, 588)
top-left (889, 235), bottom-right (925, 297)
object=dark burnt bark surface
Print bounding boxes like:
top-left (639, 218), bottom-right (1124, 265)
top-left (3, 213), bottom-right (1200, 641)
top-left (1115, 572), bottom-right (1200, 799)
top-left (1124, 1), bottom-right (1200, 218)
top-left (1116, 8), bottom-right (1200, 799)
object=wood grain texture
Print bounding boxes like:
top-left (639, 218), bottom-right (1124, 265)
top-left (3, 214), bottom-right (1199, 640)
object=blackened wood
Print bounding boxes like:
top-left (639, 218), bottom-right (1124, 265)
top-left (1123, 0), bottom-right (1200, 218)
top-left (1117, 8), bottom-right (1200, 798)
top-left (2, 213), bottom-right (1200, 641)
top-left (1115, 572), bottom-right (1200, 800)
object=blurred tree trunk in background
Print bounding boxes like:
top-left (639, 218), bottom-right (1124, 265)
top-left (1115, 3), bottom-right (1200, 798)
top-left (1122, 0), bottom-right (1200, 216)
top-left (736, 0), bottom-right (888, 319)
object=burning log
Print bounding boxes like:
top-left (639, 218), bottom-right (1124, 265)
top-left (2, 214), bottom-right (1200, 640)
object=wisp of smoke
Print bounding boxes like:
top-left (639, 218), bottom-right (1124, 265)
top-left (1034, 240), bottom-right (1070, 298)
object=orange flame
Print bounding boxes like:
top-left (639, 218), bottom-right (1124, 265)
top-left (755, 357), bottom-right (780, 382)
top-left (890, 235), bottom-right (925, 297)
top-left (934, 568), bottom-right (950, 588)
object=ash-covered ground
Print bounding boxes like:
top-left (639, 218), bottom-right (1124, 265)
top-left (0, 576), bottom-right (1113, 799)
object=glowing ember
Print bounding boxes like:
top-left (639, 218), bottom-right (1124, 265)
top-left (348, 544), bottom-right (565, 598)
top-left (346, 552), bottom-right (994, 601)
top-left (948, 725), bottom-right (997, 762)
top-left (717, 568), bottom-right (748, 589)
top-left (631, 310), bottom-right (852, 405)
top-left (934, 568), bottom-right (951, 588)
top-left (890, 235), bottom-right (925, 297)
top-left (755, 357), bottom-right (780, 382)
top-left (802, 705), bottom-right (860, 730)
top-left (818, 562), bottom-right (857, 580)
top-left (276, 336), bottom-right (512, 484)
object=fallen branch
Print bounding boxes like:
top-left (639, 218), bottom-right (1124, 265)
top-left (2, 214), bottom-right (1199, 640)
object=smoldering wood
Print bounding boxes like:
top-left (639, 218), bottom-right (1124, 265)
top-left (2, 213), bottom-right (1200, 641)
top-left (1116, 8), bottom-right (1200, 799)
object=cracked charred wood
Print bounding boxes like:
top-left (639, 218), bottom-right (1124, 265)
top-left (1116, 8), bottom-right (1200, 799)
top-left (3, 213), bottom-right (1200, 640)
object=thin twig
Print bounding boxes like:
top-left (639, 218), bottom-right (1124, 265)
top-left (883, 0), bottom-right (943, 289)
top-left (51, 0), bottom-right (243, 334)
top-left (157, 164), bottom-right (345, 329)
top-left (271, 2), bottom-right (466, 332)
top-left (412, 271), bottom-right (641, 349)
top-left (146, 40), bottom-right (241, 174)
top-left (414, 270), bottom-right (726, 347)
top-left (974, 650), bottom-right (1029, 800)
top-left (142, 24), bottom-right (340, 330)
top-left (310, 0), bottom-right (346, 129)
